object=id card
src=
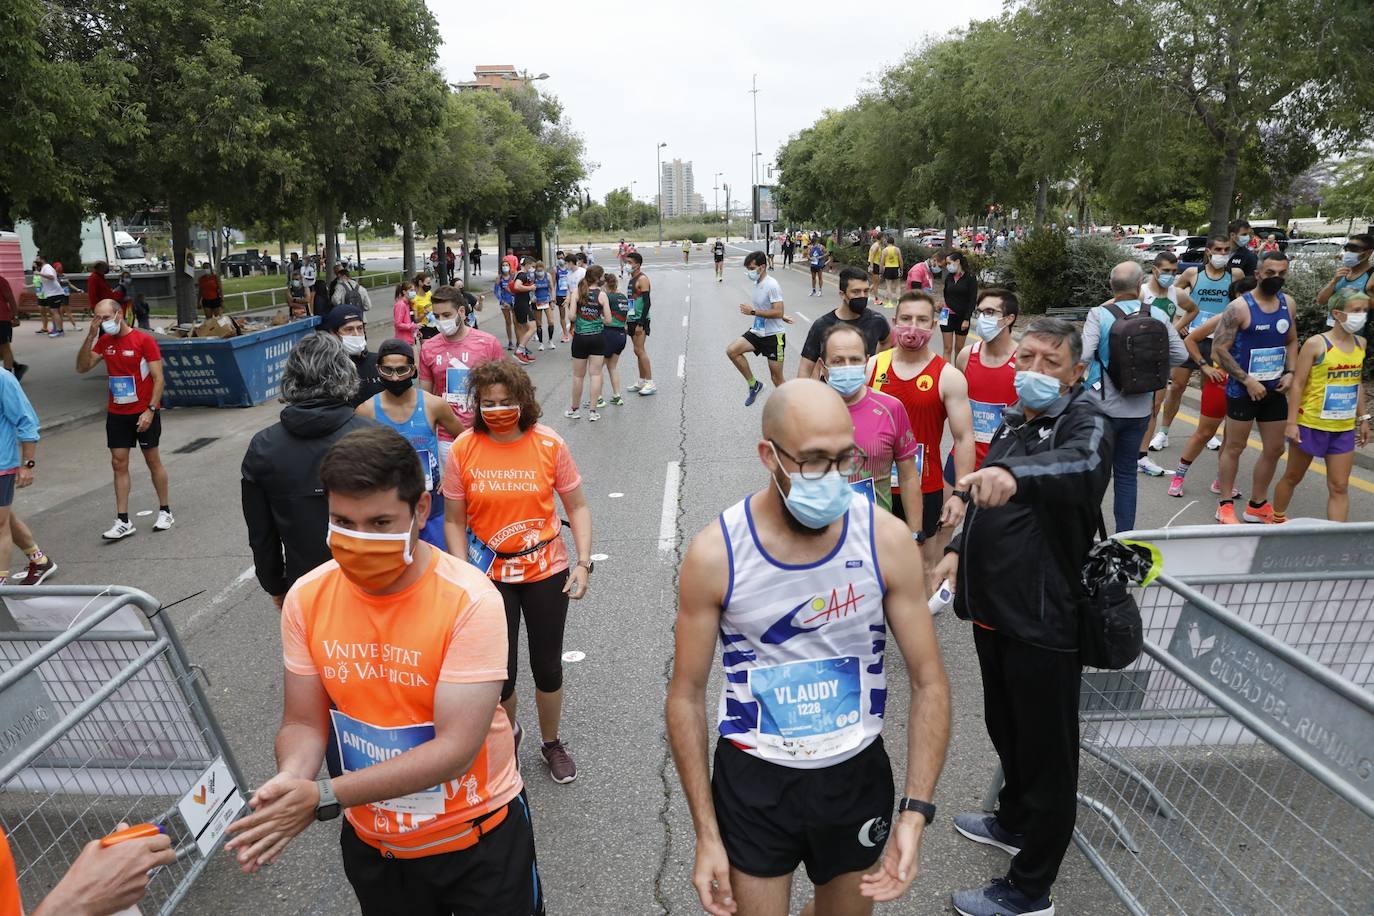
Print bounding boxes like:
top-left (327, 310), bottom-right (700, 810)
top-left (939, 306), bottom-right (950, 325)
top-left (329, 710), bottom-right (444, 815)
top-left (466, 529), bottom-right (496, 575)
top-left (1321, 383), bottom-right (1358, 421)
top-left (444, 366), bottom-right (470, 407)
top-left (970, 400), bottom-right (1005, 444)
top-left (416, 449), bottom-right (435, 493)
top-left (750, 656), bottom-right (864, 762)
top-left (109, 376), bottom-right (138, 405)
top-left (1247, 346), bottom-right (1285, 382)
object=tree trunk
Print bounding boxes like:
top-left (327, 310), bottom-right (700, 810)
top-left (943, 193), bottom-right (956, 249)
top-left (278, 235), bottom-right (286, 276)
top-left (461, 218), bottom-right (471, 287)
top-left (1274, 200), bottom-right (1293, 233)
top-left (436, 226), bottom-right (447, 285)
top-left (1034, 177), bottom-right (1049, 231)
top-left (302, 223), bottom-right (311, 264)
top-left (1207, 139), bottom-right (1240, 237)
top-left (402, 208), bottom-right (416, 278)
top-left (323, 206), bottom-right (337, 275)
top-left (169, 199), bottom-right (196, 324)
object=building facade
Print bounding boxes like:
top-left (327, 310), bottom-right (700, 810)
top-left (659, 159), bottom-right (703, 218)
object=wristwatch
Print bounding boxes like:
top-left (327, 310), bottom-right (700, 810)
top-left (911, 531), bottom-right (926, 544)
top-left (898, 797), bottom-right (937, 824)
top-left (1358, 414), bottom-right (1372, 423)
top-left (577, 560), bottom-right (595, 574)
top-left (951, 489), bottom-right (972, 504)
top-left (22, 460), bottom-right (34, 469)
top-left (315, 778), bottom-right (341, 821)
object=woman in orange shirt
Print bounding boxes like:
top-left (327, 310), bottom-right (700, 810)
top-left (442, 361), bottom-right (593, 785)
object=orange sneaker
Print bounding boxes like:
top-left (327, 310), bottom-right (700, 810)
top-left (1215, 503), bottom-right (1241, 525)
top-left (1242, 502), bottom-right (1275, 524)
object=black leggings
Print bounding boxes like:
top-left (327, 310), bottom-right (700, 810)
top-left (495, 571), bottom-right (570, 700)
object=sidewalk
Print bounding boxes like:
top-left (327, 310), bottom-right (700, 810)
top-left (15, 286), bottom-right (397, 436)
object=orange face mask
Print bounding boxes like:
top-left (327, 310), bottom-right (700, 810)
top-left (327, 522), bottom-right (415, 592)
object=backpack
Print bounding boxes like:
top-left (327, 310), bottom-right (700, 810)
top-left (1099, 302), bottom-right (1169, 395)
top-left (343, 279), bottom-right (368, 311)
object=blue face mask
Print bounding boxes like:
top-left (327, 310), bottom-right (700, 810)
top-left (747, 268), bottom-right (760, 282)
top-left (771, 452), bottom-right (853, 529)
top-left (1342, 251), bottom-right (1364, 268)
top-left (1157, 272), bottom-right (1175, 287)
top-left (975, 314), bottom-right (1003, 341)
top-left (1014, 370), bottom-right (1064, 410)
top-left (825, 364), bottom-right (867, 397)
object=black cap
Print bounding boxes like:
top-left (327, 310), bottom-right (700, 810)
top-left (377, 338), bottom-right (415, 365)
top-left (322, 305), bottom-right (364, 332)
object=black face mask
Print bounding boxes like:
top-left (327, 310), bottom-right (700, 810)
top-left (382, 376), bottom-right (413, 396)
top-left (848, 297), bottom-right (869, 314)
top-left (1259, 276), bottom-right (1286, 295)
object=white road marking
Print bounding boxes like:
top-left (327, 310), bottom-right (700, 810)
top-left (609, 492), bottom-right (624, 498)
top-left (682, 315), bottom-right (688, 327)
top-left (186, 565), bottom-right (257, 630)
top-left (677, 354), bottom-right (686, 378)
top-left (658, 461), bottom-right (681, 552)
top-left (562, 651), bottom-right (586, 663)
top-left (590, 553), bottom-right (609, 561)
top-left (793, 311), bottom-right (811, 323)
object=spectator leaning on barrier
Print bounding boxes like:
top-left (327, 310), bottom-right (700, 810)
top-left (242, 332), bottom-right (375, 608)
top-left (930, 316), bottom-right (1112, 916)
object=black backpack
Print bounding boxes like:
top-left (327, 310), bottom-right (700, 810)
top-left (1100, 302), bottom-right (1170, 395)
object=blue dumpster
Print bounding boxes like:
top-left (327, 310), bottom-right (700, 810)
top-left (158, 317), bottom-right (320, 407)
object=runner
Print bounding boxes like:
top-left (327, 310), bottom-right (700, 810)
top-left (443, 360), bottom-right (592, 784)
top-left (940, 252), bottom-right (977, 362)
top-left (0, 366), bottom-right (55, 586)
top-left (819, 323), bottom-right (923, 525)
top-left (470, 242), bottom-right (483, 275)
top-left (867, 236), bottom-right (883, 305)
top-left (905, 250), bottom-right (946, 295)
top-left (1227, 219), bottom-right (1258, 277)
top-left (33, 256), bottom-right (66, 337)
top-left (565, 264), bottom-right (610, 422)
top-left (807, 235), bottom-right (829, 297)
top-left (556, 254), bottom-right (573, 341)
top-left (495, 260), bottom-right (516, 350)
top-left (618, 239), bottom-right (629, 276)
top-left (880, 235), bottom-right (903, 306)
top-left (713, 238), bottom-right (726, 282)
top-left (1272, 289), bottom-right (1369, 522)
top-left (599, 273), bottom-right (628, 407)
top-left (866, 291), bottom-right (974, 587)
top-left (418, 286), bottom-right (507, 467)
top-left (198, 266), bottom-right (224, 318)
top-left (625, 252), bottom-right (657, 396)
top-left (1316, 232), bottom-right (1374, 306)
top-left (356, 339), bottom-right (465, 548)
top-left (682, 238), bottom-right (692, 264)
top-left (953, 288), bottom-right (1019, 471)
top-left (727, 251), bottom-right (790, 406)
top-left (392, 280), bottom-right (419, 345)
top-left (510, 259), bottom-right (537, 365)
top-left (1213, 253), bottom-right (1299, 524)
top-left (75, 299), bottom-right (173, 540)
top-left (1153, 236), bottom-right (1241, 452)
top-left (503, 248), bottom-right (520, 278)
top-left (323, 305), bottom-right (385, 408)
top-left (1137, 251), bottom-right (1198, 469)
top-left (225, 426), bottom-right (543, 915)
top-left (412, 271), bottom-right (436, 340)
top-left (532, 260), bottom-right (557, 351)
top-left (796, 266), bottom-right (891, 380)
top-left (666, 379), bottom-right (950, 916)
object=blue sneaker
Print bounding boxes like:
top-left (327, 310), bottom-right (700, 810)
top-left (953, 812), bottom-right (1024, 856)
top-left (744, 380), bottom-right (764, 406)
top-left (952, 878), bottom-right (1054, 916)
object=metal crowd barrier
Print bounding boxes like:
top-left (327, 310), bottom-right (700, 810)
top-left (0, 586), bottom-right (247, 915)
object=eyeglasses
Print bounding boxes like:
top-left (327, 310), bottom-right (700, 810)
top-left (377, 365), bottom-right (414, 379)
top-left (974, 308), bottom-right (1004, 318)
top-left (770, 441), bottom-right (867, 480)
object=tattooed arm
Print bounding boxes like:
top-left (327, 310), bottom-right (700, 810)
top-left (1211, 299), bottom-right (1265, 400)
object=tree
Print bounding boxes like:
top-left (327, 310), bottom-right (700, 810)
top-left (1323, 151), bottom-right (1374, 225)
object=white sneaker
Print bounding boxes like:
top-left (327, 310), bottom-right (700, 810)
top-left (547, 340), bottom-right (556, 350)
top-left (102, 519), bottom-right (136, 540)
top-left (628, 380), bottom-right (644, 392)
top-left (153, 510), bottom-right (174, 531)
top-left (538, 343), bottom-right (545, 351)
top-left (588, 410), bottom-right (601, 422)
top-left (638, 382), bottom-right (658, 396)
top-left (1149, 430), bottom-right (1169, 451)
top-left (564, 408), bottom-right (582, 420)
top-left (1137, 457), bottom-right (1166, 477)
top-left (1207, 435), bottom-right (1222, 450)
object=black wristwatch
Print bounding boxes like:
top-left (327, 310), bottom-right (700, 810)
top-left (951, 489), bottom-right (972, 504)
top-left (315, 778), bottom-right (341, 821)
top-left (898, 797), bottom-right (937, 824)
top-left (22, 460), bottom-right (34, 469)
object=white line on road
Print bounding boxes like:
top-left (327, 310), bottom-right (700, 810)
top-left (677, 354), bottom-right (685, 378)
top-left (793, 311), bottom-right (811, 323)
top-left (658, 461), bottom-right (681, 552)
top-left (682, 315), bottom-right (688, 327)
top-left (186, 564), bottom-right (257, 630)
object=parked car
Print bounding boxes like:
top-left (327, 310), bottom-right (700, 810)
top-left (1250, 226), bottom-right (1290, 252)
top-left (1120, 233), bottom-right (1179, 252)
top-left (1169, 235), bottom-right (1208, 258)
top-left (1289, 237), bottom-right (1344, 259)
top-left (221, 250), bottom-right (279, 277)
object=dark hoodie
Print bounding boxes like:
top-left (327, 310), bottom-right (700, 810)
top-left (241, 398), bottom-right (376, 597)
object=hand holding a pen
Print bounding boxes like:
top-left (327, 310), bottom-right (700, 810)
top-left (30, 823), bottom-right (174, 916)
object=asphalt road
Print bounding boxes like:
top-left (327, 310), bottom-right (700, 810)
top-left (7, 241), bottom-right (1372, 915)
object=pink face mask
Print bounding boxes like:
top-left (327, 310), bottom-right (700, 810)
top-left (894, 325), bottom-right (934, 351)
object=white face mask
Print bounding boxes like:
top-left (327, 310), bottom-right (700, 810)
top-left (436, 317), bottom-right (460, 337)
top-left (1209, 254), bottom-right (1229, 269)
top-left (340, 334), bottom-right (366, 355)
top-left (101, 318), bottom-right (121, 336)
top-left (1340, 312), bottom-right (1368, 334)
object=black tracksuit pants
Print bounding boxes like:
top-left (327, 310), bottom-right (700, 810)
top-left (973, 625), bottom-right (1081, 900)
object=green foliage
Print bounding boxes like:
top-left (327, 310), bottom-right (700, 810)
top-left (1323, 152), bottom-right (1374, 223)
top-left (1007, 231), bottom-right (1070, 314)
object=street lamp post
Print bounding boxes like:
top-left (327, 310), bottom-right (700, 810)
top-left (656, 141), bottom-right (667, 247)
top-left (714, 172), bottom-right (722, 220)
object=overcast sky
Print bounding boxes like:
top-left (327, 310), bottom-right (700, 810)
top-left (431, 0), bottom-right (1005, 205)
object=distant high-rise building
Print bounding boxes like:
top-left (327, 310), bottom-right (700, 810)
top-left (659, 159), bottom-right (697, 218)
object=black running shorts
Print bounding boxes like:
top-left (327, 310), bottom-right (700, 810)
top-left (570, 332), bottom-right (605, 359)
top-left (106, 410), bottom-right (161, 451)
top-left (742, 331), bottom-right (784, 362)
top-left (711, 737), bottom-right (893, 886)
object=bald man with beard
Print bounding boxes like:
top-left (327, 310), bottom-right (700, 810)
top-left (667, 379), bottom-right (951, 916)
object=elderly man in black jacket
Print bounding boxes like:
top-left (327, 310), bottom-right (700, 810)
top-left (932, 316), bottom-right (1113, 916)
top-left (241, 332), bottom-right (375, 607)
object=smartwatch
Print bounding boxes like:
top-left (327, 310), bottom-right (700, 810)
top-left (951, 489), bottom-right (972, 504)
top-left (315, 778), bottom-right (341, 821)
top-left (898, 797), bottom-right (937, 824)
top-left (911, 531), bottom-right (926, 545)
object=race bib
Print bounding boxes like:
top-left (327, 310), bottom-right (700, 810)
top-left (970, 400), bottom-right (1005, 444)
top-left (626, 297), bottom-right (639, 321)
top-left (444, 366), bottom-right (470, 408)
top-left (751, 315), bottom-right (766, 334)
top-left (416, 449), bottom-right (435, 493)
top-left (465, 529), bottom-right (496, 575)
top-left (939, 306), bottom-right (950, 325)
top-left (750, 657), bottom-right (864, 762)
top-left (849, 477), bottom-right (876, 504)
top-left (1247, 346), bottom-right (1285, 382)
top-left (329, 710), bottom-right (444, 815)
top-left (1320, 383), bottom-right (1358, 421)
top-left (109, 376), bottom-right (138, 405)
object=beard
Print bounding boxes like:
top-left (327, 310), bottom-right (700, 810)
top-left (772, 472), bottom-right (834, 537)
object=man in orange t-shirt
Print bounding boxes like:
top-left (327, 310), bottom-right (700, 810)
top-left (225, 426), bottom-right (543, 915)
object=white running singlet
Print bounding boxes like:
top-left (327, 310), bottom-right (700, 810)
top-left (716, 493), bottom-right (887, 769)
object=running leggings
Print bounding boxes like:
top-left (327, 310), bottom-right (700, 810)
top-left (495, 571), bottom-right (570, 699)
